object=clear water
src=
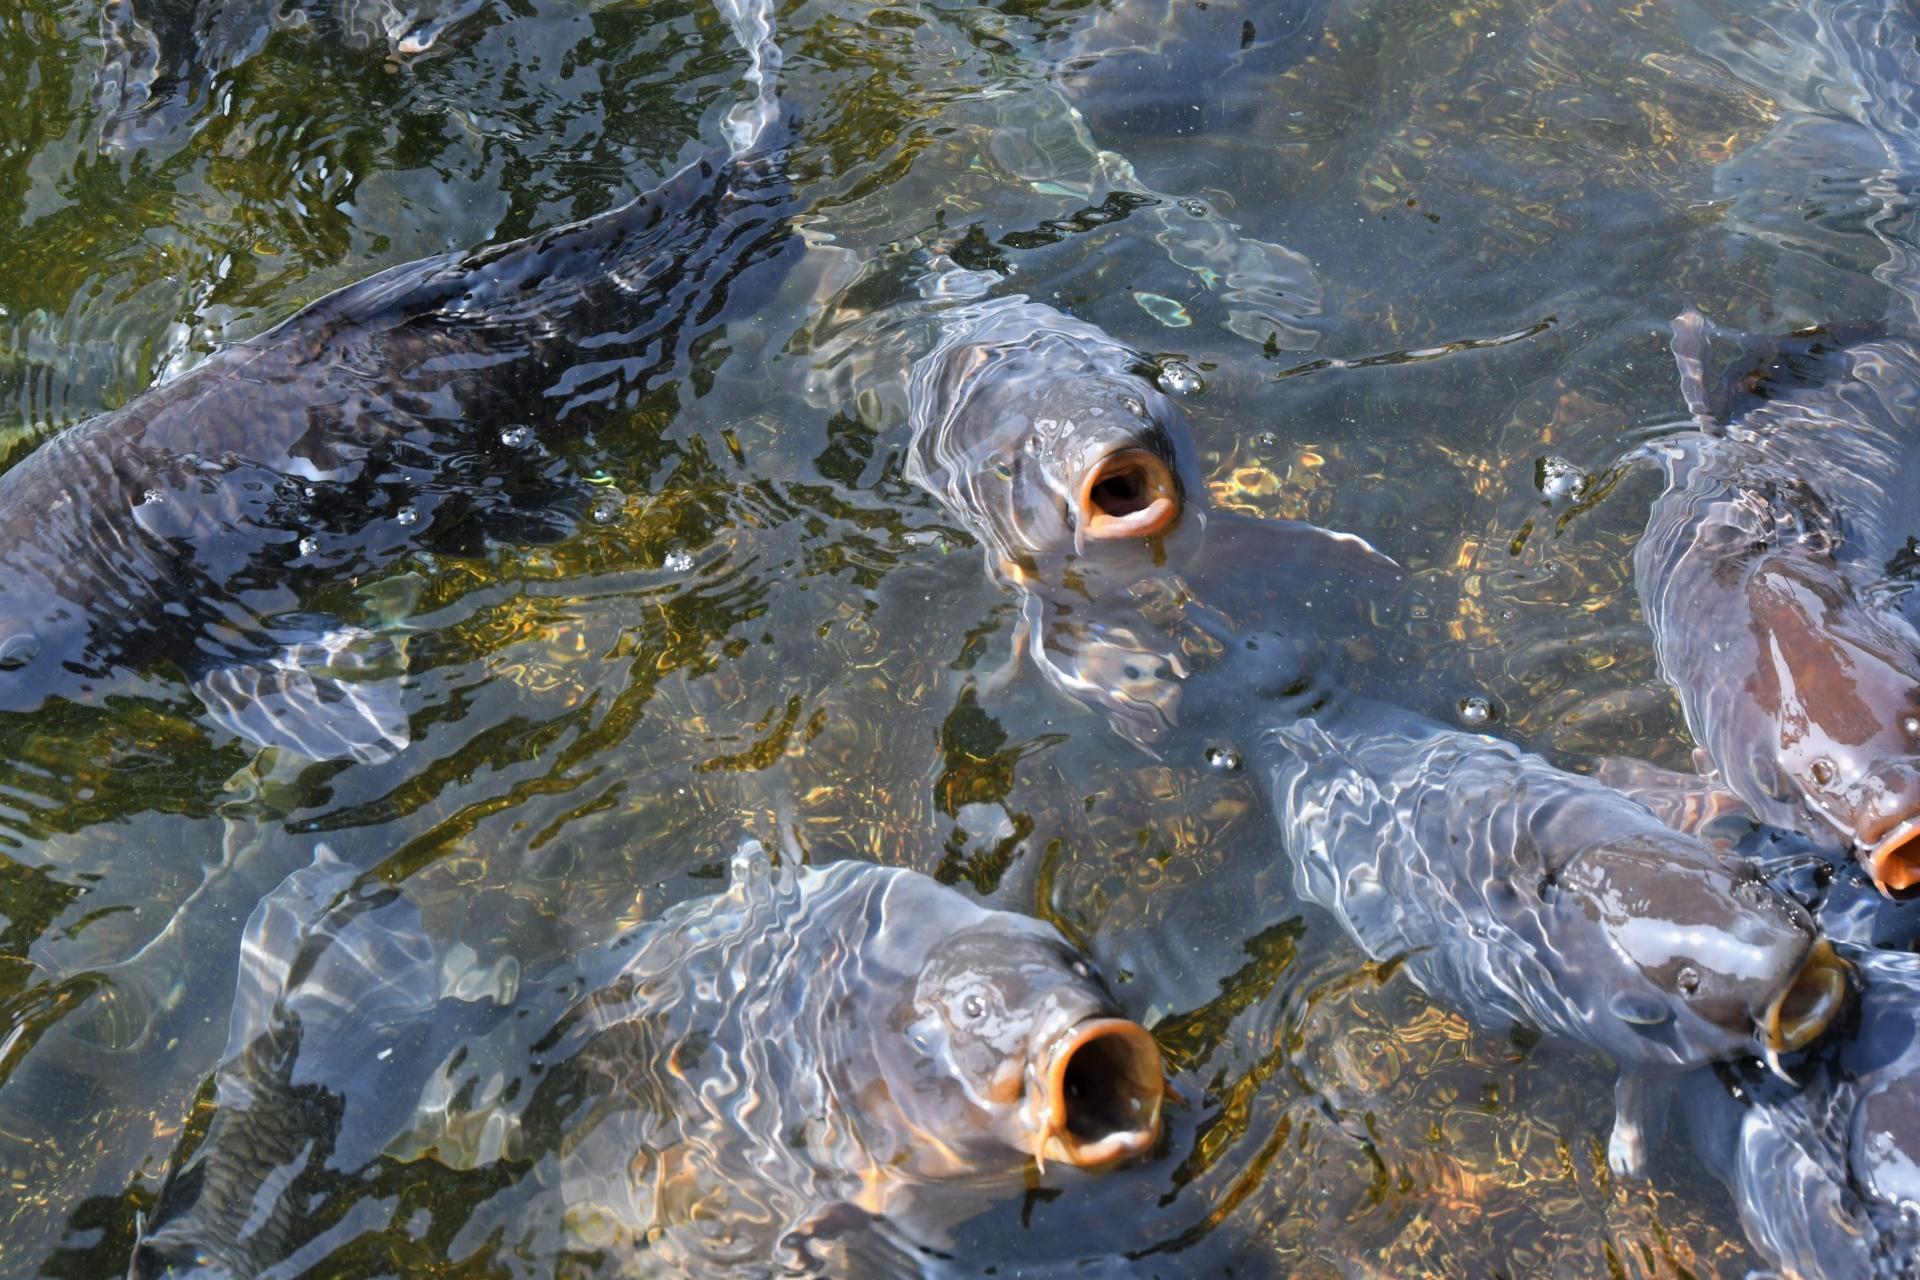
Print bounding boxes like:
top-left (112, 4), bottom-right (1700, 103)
top-left (0, 0), bottom-right (1894, 1274)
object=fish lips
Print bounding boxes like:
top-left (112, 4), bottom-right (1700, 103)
top-left (1074, 448), bottom-right (1181, 553)
top-left (1026, 1016), bottom-right (1166, 1169)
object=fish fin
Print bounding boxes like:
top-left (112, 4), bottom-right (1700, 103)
top-left (1607, 1071), bottom-right (1669, 1180)
top-left (1193, 512), bottom-right (1404, 633)
top-left (1590, 756), bottom-right (1757, 840)
top-left (1670, 306), bottom-right (1719, 430)
top-left (193, 625), bottom-right (409, 764)
top-left (226, 844), bottom-right (360, 1057)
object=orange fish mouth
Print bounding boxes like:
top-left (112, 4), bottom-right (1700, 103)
top-left (1866, 817), bottom-right (1920, 895)
top-left (1762, 938), bottom-right (1851, 1064)
top-left (1034, 1017), bottom-right (1165, 1169)
top-left (1077, 449), bottom-right (1179, 545)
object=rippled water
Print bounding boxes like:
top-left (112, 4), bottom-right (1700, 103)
top-left (0, 0), bottom-right (1899, 1274)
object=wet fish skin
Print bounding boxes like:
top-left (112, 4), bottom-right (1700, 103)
top-left (1254, 653), bottom-right (1847, 1175)
top-left (133, 845), bottom-right (1164, 1277)
top-left (0, 133), bottom-right (799, 761)
top-left (905, 290), bottom-right (1397, 752)
top-left (1682, 947), bottom-right (1920, 1280)
top-left (1637, 311), bottom-right (1920, 892)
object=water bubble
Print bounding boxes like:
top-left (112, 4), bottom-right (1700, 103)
top-left (663, 549), bottom-right (695, 573)
top-left (1905, 716), bottom-right (1920, 738)
top-left (395, 506), bottom-right (419, 526)
top-left (1204, 742), bottom-right (1244, 774)
top-left (140, 488), bottom-right (162, 505)
top-left (1676, 966), bottom-right (1700, 996)
top-left (298, 535), bottom-right (319, 556)
top-left (1458, 695), bottom-right (1495, 727)
top-left (590, 497), bottom-right (622, 525)
top-left (499, 425), bottom-right (534, 449)
top-left (1157, 360), bottom-right (1203, 396)
top-left (1534, 455), bottom-right (1588, 504)
top-left (1179, 198), bottom-right (1209, 217)
top-left (1255, 431), bottom-right (1279, 448)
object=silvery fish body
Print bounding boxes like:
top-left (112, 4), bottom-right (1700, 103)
top-left (0, 132), bottom-right (797, 764)
top-left (95, 0), bottom-right (491, 151)
top-left (134, 846), bottom-right (1165, 1278)
top-left (904, 283), bottom-right (1395, 754)
top-left (1637, 312), bottom-right (1920, 893)
top-left (1683, 947), bottom-right (1920, 1280)
top-left (1260, 677), bottom-right (1849, 1176)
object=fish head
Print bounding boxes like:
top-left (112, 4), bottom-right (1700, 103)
top-left (889, 920), bottom-right (1165, 1172)
top-left (918, 331), bottom-right (1205, 583)
top-left (1561, 832), bottom-right (1851, 1067)
top-left (1742, 559), bottom-right (1920, 894)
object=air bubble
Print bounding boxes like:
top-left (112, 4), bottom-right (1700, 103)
top-left (298, 535), bottom-right (319, 556)
top-left (1157, 360), bottom-right (1203, 396)
top-left (1458, 695), bottom-right (1495, 727)
top-left (1904, 716), bottom-right (1920, 738)
top-left (395, 507), bottom-right (419, 526)
top-left (499, 425), bottom-right (534, 449)
top-left (1255, 431), bottom-right (1279, 448)
top-left (1179, 198), bottom-right (1209, 217)
top-left (1676, 966), bottom-right (1700, 995)
top-left (663, 549), bottom-right (695, 573)
top-left (1204, 743), bottom-right (1244, 773)
top-left (590, 498), bottom-right (621, 525)
top-left (140, 488), bottom-right (162, 505)
top-left (1534, 455), bottom-right (1588, 504)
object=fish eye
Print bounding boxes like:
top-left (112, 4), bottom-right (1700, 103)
top-left (963, 993), bottom-right (986, 1021)
top-left (0, 631), bottom-right (40, 671)
top-left (1810, 758), bottom-right (1836, 787)
top-left (1904, 714), bottom-right (1920, 740)
top-left (1608, 992), bottom-right (1671, 1026)
top-left (993, 456), bottom-right (1014, 480)
top-left (1676, 966), bottom-right (1701, 996)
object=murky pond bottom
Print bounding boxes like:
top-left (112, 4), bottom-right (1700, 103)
top-left (0, 0), bottom-right (1894, 1274)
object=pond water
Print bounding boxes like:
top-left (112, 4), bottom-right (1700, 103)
top-left (0, 0), bottom-right (1898, 1274)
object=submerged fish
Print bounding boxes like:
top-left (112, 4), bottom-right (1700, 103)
top-left (0, 89), bottom-right (797, 763)
top-left (95, 0), bottom-right (491, 151)
top-left (1245, 634), bottom-right (1850, 1177)
top-left (132, 843), bottom-right (1166, 1278)
top-left (1635, 309), bottom-right (1920, 893)
top-left (1048, 0), bottom-right (1329, 141)
top-left (1682, 947), bottom-right (1920, 1280)
top-left (904, 280), bottom-right (1395, 753)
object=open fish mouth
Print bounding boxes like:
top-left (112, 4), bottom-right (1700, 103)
top-left (1763, 939), bottom-right (1851, 1067)
top-left (1035, 1017), bottom-right (1165, 1168)
top-left (1077, 449), bottom-right (1179, 545)
top-left (1865, 816), bottom-right (1920, 895)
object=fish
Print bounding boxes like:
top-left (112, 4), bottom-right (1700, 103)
top-left (94, 0), bottom-right (492, 151)
top-left (1245, 631), bottom-right (1851, 1178)
top-left (131, 841), bottom-right (1167, 1277)
top-left (1048, 0), bottom-right (1329, 142)
top-left (1635, 309), bottom-right (1920, 894)
top-left (0, 41), bottom-right (798, 764)
top-left (1594, 754), bottom-right (1920, 950)
top-left (1681, 946), bottom-right (1920, 1280)
top-left (903, 283), bottom-right (1397, 754)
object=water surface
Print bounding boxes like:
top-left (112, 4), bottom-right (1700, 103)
top-left (0, 0), bottom-right (1895, 1274)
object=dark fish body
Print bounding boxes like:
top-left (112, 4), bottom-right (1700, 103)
top-left (905, 289), bottom-right (1395, 753)
top-left (1683, 947), bottom-right (1920, 1280)
top-left (1255, 656), bottom-right (1849, 1176)
top-left (134, 846), bottom-right (1165, 1278)
top-left (1636, 311), bottom-right (1920, 891)
top-left (0, 136), bottom-right (798, 761)
top-left (96, 0), bottom-right (490, 150)
top-left (1048, 0), bottom-right (1329, 141)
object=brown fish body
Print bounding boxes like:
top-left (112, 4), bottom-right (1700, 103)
top-left (1635, 312), bottom-right (1920, 892)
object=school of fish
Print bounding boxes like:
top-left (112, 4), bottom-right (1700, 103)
top-left (4, 0), bottom-right (1920, 1275)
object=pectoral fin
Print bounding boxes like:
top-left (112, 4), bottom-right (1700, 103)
top-left (1607, 1071), bottom-right (1671, 1180)
top-left (1194, 511), bottom-right (1404, 635)
top-left (194, 625), bottom-right (410, 764)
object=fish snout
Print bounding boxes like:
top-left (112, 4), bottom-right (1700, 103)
top-left (1033, 1016), bottom-right (1165, 1169)
top-left (1762, 937), bottom-right (1853, 1063)
top-left (1076, 449), bottom-right (1179, 546)
top-left (1854, 767), bottom-right (1920, 894)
